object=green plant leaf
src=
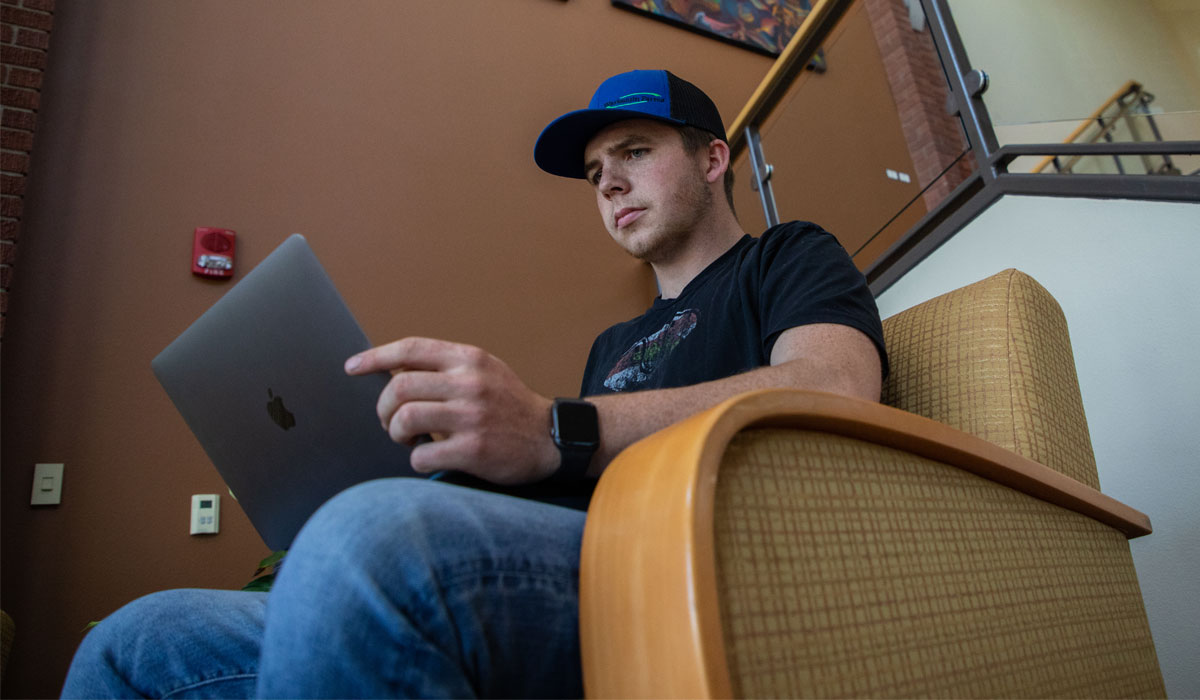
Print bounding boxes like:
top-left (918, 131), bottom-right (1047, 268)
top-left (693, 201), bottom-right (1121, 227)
top-left (241, 573), bottom-right (276, 593)
top-left (252, 550), bottom-right (287, 577)
top-left (258, 550), bottom-right (286, 569)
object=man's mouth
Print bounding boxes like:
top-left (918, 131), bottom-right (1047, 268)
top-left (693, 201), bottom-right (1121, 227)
top-left (615, 207), bottom-right (645, 229)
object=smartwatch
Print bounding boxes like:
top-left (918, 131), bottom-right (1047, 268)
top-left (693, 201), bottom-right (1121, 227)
top-left (549, 398), bottom-right (599, 482)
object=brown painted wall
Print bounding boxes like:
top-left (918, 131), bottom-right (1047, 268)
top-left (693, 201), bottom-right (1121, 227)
top-left (0, 1), bottom-right (921, 696)
top-left (731, 1), bottom-right (928, 269)
top-left (0, 2), bottom-right (769, 695)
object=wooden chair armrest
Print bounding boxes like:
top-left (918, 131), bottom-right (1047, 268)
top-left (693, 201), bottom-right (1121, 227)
top-left (579, 388), bottom-right (1151, 698)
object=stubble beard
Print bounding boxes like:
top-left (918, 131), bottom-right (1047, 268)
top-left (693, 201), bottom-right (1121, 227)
top-left (622, 173), bottom-right (714, 266)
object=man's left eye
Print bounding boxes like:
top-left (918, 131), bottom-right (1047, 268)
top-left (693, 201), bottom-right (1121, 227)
top-left (629, 148), bottom-right (646, 158)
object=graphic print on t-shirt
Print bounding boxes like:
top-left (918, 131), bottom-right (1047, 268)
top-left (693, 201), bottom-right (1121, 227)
top-left (604, 309), bottom-right (699, 391)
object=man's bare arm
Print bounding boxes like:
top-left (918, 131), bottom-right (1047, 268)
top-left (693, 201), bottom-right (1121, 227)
top-left (346, 323), bottom-right (880, 485)
top-left (584, 323), bottom-right (881, 475)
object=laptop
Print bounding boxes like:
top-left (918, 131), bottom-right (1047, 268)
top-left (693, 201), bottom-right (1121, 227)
top-left (152, 234), bottom-right (419, 550)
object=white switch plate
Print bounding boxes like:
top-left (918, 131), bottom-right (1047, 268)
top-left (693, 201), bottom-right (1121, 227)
top-left (190, 494), bottom-right (220, 535)
top-left (31, 463), bottom-right (64, 505)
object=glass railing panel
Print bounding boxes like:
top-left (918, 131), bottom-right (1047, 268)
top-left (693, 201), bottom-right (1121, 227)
top-left (1002, 112), bottom-right (1200, 176)
top-left (731, 0), bottom-right (971, 271)
top-left (947, 0), bottom-right (1200, 162)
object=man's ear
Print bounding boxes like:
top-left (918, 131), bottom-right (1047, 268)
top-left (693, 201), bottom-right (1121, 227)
top-left (704, 138), bottom-right (731, 185)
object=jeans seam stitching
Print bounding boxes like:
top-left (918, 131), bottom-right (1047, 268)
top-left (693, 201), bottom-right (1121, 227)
top-left (161, 672), bottom-right (258, 698)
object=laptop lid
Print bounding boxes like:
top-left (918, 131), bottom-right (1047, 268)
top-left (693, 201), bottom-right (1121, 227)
top-left (152, 233), bottom-right (418, 550)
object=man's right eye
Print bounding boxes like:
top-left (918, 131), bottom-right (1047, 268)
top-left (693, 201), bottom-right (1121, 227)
top-left (589, 169), bottom-right (602, 186)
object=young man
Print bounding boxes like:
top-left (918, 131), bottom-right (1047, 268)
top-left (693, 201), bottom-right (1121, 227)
top-left (62, 70), bottom-right (886, 698)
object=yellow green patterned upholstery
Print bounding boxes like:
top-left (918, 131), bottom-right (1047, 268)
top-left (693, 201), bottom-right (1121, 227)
top-left (882, 269), bottom-right (1100, 489)
top-left (715, 430), bottom-right (1163, 698)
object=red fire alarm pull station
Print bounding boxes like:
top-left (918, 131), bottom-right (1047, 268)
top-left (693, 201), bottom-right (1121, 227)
top-left (192, 227), bottom-right (236, 279)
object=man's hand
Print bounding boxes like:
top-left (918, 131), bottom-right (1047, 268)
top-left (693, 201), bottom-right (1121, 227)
top-left (345, 338), bottom-right (559, 485)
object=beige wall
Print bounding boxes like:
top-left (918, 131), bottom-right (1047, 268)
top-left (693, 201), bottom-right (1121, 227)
top-left (0, 1), bottom-right (919, 696)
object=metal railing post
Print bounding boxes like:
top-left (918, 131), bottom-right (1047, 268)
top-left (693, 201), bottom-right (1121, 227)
top-left (919, 0), bottom-right (1000, 179)
top-left (745, 126), bottom-right (780, 228)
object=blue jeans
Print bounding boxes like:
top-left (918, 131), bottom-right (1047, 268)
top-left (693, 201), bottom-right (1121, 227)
top-left (61, 479), bottom-right (587, 698)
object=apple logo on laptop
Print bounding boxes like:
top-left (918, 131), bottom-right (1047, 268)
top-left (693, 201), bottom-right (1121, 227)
top-left (266, 389), bottom-right (296, 431)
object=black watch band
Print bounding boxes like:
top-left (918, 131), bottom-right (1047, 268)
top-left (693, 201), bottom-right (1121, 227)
top-left (549, 398), bottom-right (599, 483)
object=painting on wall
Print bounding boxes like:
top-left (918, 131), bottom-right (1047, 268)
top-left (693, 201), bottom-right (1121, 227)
top-left (612, 0), bottom-right (827, 68)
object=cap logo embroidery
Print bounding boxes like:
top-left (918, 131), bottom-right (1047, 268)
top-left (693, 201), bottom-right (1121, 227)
top-left (604, 92), bottom-right (664, 109)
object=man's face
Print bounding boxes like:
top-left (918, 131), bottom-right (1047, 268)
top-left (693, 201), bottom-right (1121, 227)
top-left (582, 119), bottom-right (713, 265)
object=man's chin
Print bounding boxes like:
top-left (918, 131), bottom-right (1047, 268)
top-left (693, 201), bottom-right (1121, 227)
top-left (623, 233), bottom-right (683, 266)
top-left (614, 230), bottom-right (654, 261)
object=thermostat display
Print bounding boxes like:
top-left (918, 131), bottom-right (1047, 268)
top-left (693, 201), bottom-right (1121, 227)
top-left (190, 493), bottom-right (220, 535)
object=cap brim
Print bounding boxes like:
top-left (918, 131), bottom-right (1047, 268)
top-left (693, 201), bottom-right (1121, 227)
top-left (534, 108), bottom-right (685, 179)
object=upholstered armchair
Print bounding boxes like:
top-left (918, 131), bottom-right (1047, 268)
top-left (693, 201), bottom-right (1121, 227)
top-left (579, 269), bottom-right (1164, 698)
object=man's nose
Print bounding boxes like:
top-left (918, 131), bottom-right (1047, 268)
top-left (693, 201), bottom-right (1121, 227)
top-left (599, 163), bottom-right (628, 198)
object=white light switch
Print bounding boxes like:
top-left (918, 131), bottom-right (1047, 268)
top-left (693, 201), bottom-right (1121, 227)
top-left (190, 494), bottom-right (220, 535)
top-left (31, 463), bottom-right (64, 505)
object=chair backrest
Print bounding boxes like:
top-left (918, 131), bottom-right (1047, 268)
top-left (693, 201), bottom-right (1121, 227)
top-left (703, 271), bottom-right (1161, 697)
top-left (881, 269), bottom-right (1100, 489)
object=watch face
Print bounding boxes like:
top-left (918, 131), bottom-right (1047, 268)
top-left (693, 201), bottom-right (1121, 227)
top-left (554, 400), bottom-right (599, 447)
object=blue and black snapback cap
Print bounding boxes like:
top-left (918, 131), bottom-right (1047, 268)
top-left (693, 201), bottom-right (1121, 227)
top-left (534, 69), bottom-right (727, 179)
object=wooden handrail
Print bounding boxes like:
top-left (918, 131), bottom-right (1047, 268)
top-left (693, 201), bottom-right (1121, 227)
top-left (1031, 79), bottom-right (1143, 173)
top-left (726, 0), bottom-right (855, 159)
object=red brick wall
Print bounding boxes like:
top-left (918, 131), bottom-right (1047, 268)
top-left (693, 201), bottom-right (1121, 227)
top-left (863, 0), bottom-right (973, 210)
top-left (0, 0), bottom-right (53, 339)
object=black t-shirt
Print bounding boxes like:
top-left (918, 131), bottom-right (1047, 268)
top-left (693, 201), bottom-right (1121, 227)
top-left (443, 221), bottom-right (887, 511)
top-left (580, 221), bottom-right (888, 397)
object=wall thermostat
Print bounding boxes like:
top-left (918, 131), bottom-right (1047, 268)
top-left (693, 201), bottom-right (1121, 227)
top-left (192, 227), bottom-right (236, 279)
top-left (190, 494), bottom-right (220, 535)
